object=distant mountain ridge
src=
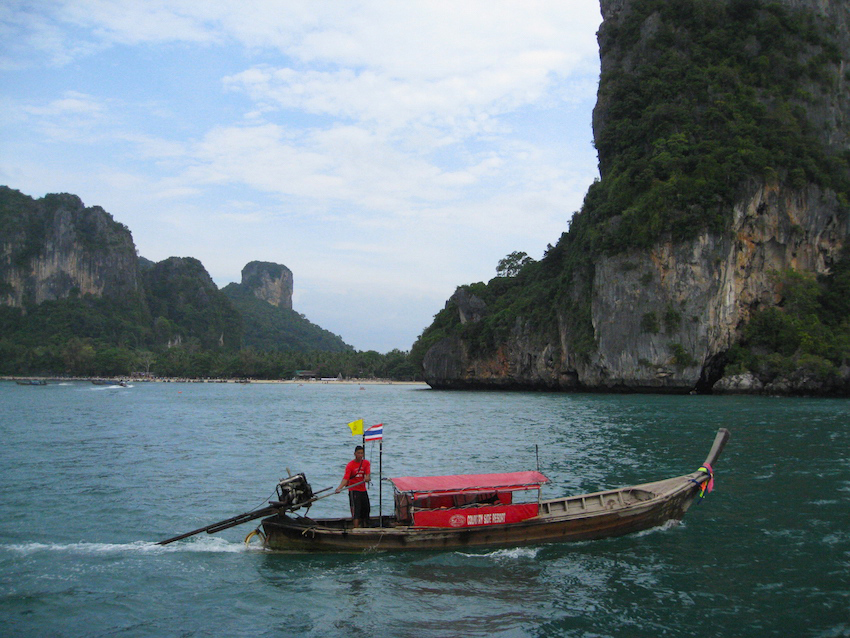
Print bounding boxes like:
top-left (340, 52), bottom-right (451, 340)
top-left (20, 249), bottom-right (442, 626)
top-left (0, 186), bottom-right (351, 357)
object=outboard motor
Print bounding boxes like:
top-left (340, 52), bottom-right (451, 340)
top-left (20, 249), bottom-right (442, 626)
top-left (273, 473), bottom-right (314, 511)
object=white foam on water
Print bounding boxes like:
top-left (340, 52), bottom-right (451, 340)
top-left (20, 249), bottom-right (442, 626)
top-left (634, 519), bottom-right (682, 537)
top-left (458, 546), bottom-right (541, 560)
top-left (86, 384), bottom-right (133, 391)
top-left (3, 536), bottom-right (250, 556)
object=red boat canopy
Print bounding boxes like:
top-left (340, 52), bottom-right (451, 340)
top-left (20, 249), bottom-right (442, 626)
top-left (391, 471), bottom-right (548, 497)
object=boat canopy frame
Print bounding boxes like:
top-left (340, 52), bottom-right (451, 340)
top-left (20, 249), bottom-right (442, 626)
top-left (390, 471), bottom-right (549, 499)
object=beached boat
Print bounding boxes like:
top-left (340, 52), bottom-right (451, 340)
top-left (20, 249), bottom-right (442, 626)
top-left (158, 428), bottom-right (729, 552)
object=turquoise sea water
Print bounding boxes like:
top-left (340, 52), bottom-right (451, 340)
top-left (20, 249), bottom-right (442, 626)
top-left (1, 381), bottom-right (848, 637)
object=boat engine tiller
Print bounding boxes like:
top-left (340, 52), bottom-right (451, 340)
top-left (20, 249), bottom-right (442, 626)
top-left (273, 473), bottom-right (314, 511)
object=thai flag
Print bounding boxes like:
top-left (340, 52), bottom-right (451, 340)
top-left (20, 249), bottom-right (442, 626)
top-left (364, 423), bottom-right (383, 441)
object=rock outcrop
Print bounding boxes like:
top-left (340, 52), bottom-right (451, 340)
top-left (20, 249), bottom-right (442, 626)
top-left (421, 0), bottom-right (850, 394)
top-left (0, 187), bottom-right (351, 357)
top-left (582, 182), bottom-right (847, 390)
top-left (239, 261), bottom-right (293, 309)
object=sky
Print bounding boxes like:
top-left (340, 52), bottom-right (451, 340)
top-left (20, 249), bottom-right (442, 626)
top-left (0, 1), bottom-right (603, 353)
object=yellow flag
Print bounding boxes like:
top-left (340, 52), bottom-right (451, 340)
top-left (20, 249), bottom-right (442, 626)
top-left (347, 418), bottom-right (364, 436)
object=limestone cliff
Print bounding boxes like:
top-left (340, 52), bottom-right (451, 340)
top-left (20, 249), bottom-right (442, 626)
top-left (0, 187), bottom-right (141, 308)
top-left (420, 0), bottom-right (850, 394)
top-left (239, 261), bottom-right (293, 309)
top-left (580, 181), bottom-right (847, 390)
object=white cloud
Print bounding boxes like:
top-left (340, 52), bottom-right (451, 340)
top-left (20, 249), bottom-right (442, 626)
top-left (58, 0), bottom-right (220, 45)
top-left (23, 91), bottom-right (103, 117)
top-left (0, 0), bottom-right (603, 351)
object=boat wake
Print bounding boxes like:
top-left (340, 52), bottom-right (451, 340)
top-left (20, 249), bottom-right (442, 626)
top-left (634, 519), bottom-right (683, 537)
top-left (3, 536), bottom-right (255, 556)
top-left (458, 546), bottom-right (541, 561)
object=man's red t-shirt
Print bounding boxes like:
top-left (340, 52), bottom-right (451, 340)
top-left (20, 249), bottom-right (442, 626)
top-left (343, 459), bottom-right (370, 491)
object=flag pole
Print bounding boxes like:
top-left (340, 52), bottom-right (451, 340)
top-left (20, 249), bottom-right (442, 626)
top-left (378, 438), bottom-right (383, 527)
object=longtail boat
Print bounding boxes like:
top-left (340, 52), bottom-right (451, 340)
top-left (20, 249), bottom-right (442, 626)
top-left (158, 428), bottom-right (730, 553)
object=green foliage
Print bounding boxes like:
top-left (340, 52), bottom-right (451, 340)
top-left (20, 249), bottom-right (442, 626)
top-left (143, 257), bottom-right (242, 350)
top-left (728, 264), bottom-right (850, 382)
top-left (669, 343), bottom-right (697, 368)
top-left (0, 290), bottom-right (422, 379)
top-left (148, 346), bottom-right (421, 381)
top-left (496, 251), bottom-right (536, 277)
top-left (641, 312), bottom-right (660, 334)
top-left (0, 336), bottom-right (421, 381)
top-left (580, 0), bottom-right (849, 252)
top-left (663, 305), bottom-right (683, 333)
top-left (221, 283), bottom-right (351, 353)
top-left (5, 295), bottom-right (149, 349)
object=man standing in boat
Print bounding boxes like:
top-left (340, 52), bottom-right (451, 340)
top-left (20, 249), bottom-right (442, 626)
top-left (335, 445), bottom-right (371, 527)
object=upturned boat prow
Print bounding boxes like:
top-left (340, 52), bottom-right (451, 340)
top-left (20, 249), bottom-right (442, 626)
top-left (254, 427), bottom-right (731, 553)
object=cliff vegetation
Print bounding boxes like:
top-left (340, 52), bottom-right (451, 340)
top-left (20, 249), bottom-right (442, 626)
top-left (222, 281), bottom-right (353, 354)
top-left (414, 0), bottom-right (850, 394)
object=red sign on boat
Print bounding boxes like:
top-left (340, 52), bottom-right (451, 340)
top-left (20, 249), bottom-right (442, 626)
top-left (412, 503), bottom-right (540, 528)
top-left (390, 471), bottom-right (548, 528)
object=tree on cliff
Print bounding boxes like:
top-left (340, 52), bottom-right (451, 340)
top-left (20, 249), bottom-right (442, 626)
top-left (496, 251), bottom-right (536, 277)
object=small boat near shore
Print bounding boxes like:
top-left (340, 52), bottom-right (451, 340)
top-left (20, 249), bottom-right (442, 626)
top-left (91, 379), bottom-right (128, 387)
top-left (159, 428), bottom-right (730, 553)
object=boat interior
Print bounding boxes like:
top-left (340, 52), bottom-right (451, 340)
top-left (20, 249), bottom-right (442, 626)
top-left (540, 487), bottom-right (657, 516)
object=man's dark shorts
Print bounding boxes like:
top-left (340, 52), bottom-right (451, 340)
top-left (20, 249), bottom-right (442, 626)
top-left (349, 490), bottom-right (370, 522)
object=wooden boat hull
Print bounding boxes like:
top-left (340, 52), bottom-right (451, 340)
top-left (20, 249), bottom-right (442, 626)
top-left (260, 471), bottom-right (709, 552)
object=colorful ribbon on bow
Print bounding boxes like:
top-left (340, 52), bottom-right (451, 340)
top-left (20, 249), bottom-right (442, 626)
top-left (696, 462), bottom-right (714, 499)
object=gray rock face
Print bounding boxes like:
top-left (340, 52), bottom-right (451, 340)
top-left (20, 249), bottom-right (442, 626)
top-left (424, 183), bottom-right (849, 392)
top-left (240, 261), bottom-right (293, 309)
top-left (581, 183), bottom-right (848, 390)
top-left (0, 190), bottom-right (140, 307)
top-left (451, 288), bottom-right (487, 324)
